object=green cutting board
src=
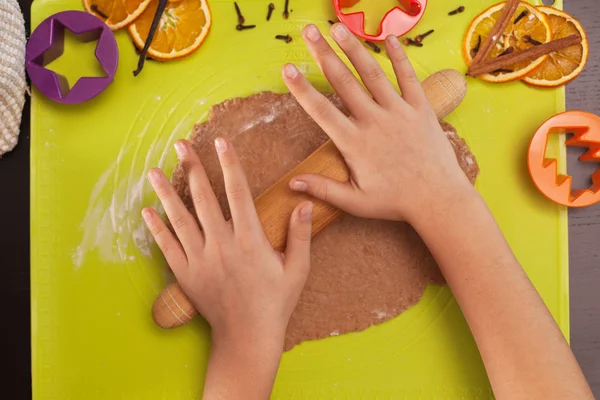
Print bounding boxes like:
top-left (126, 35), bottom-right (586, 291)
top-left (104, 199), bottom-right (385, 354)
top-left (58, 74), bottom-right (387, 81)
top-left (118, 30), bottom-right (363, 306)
top-left (31, 0), bottom-right (568, 398)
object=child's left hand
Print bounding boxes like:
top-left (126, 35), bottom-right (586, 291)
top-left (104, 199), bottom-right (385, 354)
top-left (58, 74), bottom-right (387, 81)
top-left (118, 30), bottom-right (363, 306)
top-left (142, 138), bottom-right (313, 349)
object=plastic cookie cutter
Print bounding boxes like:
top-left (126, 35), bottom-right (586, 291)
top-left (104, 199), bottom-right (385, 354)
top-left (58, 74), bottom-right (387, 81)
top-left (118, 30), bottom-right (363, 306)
top-left (528, 111), bottom-right (600, 208)
top-left (25, 10), bottom-right (118, 104)
top-left (332, 0), bottom-right (427, 41)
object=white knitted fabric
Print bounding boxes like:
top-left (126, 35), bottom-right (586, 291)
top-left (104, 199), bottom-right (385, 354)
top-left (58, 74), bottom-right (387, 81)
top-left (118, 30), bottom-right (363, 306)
top-left (0, 0), bottom-right (26, 156)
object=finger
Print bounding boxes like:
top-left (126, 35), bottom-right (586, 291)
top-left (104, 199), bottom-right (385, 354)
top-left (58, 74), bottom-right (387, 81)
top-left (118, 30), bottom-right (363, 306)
top-left (147, 168), bottom-right (204, 253)
top-left (282, 63), bottom-right (354, 146)
top-left (141, 207), bottom-right (188, 278)
top-left (330, 24), bottom-right (399, 107)
top-left (385, 35), bottom-right (428, 107)
top-left (302, 24), bottom-right (376, 118)
top-left (213, 137), bottom-right (261, 233)
top-left (174, 140), bottom-right (227, 236)
top-left (284, 201), bottom-right (313, 283)
top-left (289, 174), bottom-right (358, 212)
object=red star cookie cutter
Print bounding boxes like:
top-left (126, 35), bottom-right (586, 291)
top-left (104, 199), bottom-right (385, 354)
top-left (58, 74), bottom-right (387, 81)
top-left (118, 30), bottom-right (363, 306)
top-left (528, 111), bottom-right (600, 207)
top-left (333, 0), bottom-right (427, 41)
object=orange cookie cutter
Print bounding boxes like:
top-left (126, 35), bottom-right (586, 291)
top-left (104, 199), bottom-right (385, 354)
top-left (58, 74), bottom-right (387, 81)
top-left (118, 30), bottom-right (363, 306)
top-left (528, 111), bottom-right (600, 207)
top-left (333, 0), bottom-right (427, 41)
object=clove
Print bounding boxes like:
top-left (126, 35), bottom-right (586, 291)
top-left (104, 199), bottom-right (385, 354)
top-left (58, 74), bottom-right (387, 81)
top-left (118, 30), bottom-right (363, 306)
top-left (364, 40), bottom-right (381, 53)
top-left (328, 19), bottom-right (336, 25)
top-left (403, 38), bottom-right (423, 47)
top-left (234, 1), bottom-right (245, 24)
top-left (449, 6), bottom-right (465, 16)
top-left (267, 3), bottom-right (275, 21)
top-left (514, 10), bottom-right (528, 24)
top-left (236, 24), bottom-right (256, 30)
top-left (415, 29), bottom-right (434, 43)
top-left (283, 0), bottom-right (290, 19)
top-left (275, 34), bottom-right (293, 43)
top-left (498, 46), bottom-right (514, 57)
top-left (524, 35), bottom-right (542, 46)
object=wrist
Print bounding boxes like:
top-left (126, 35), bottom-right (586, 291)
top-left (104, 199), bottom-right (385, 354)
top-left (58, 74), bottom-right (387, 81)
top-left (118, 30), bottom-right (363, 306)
top-left (211, 324), bottom-right (285, 360)
top-left (204, 327), bottom-right (284, 400)
top-left (407, 178), bottom-right (481, 232)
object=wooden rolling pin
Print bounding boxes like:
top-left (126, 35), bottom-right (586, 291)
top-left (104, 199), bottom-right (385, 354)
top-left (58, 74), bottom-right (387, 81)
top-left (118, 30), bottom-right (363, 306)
top-left (152, 69), bottom-right (467, 329)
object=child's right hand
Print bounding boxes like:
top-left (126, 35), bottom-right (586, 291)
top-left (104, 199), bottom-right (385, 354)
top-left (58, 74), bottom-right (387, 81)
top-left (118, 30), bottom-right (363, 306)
top-left (283, 24), bottom-right (476, 224)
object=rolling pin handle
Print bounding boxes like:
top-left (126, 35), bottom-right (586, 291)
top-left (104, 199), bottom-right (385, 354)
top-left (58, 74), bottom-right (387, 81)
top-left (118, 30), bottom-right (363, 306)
top-left (152, 282), bottom-right (197, 328)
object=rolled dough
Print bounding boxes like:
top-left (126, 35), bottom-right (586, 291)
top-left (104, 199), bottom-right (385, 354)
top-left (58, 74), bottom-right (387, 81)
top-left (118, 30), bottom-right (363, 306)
top-left (172, 92), bottom-right (479, 350)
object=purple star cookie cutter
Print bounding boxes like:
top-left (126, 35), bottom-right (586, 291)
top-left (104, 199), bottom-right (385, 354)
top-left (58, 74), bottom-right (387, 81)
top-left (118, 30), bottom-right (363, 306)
top-left (26, 10), bottom-right (118, 104)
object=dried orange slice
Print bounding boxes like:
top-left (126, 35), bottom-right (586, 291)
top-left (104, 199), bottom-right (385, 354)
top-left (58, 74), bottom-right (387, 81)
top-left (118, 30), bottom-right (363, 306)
top-left (128, 0), bottom-right (211, 61)
top-left (83, 0), bottom-right (152, 31)
top-left (523, 7), bottom-right (588, 88)
top-left (463, 2), bottom-right (552, 83)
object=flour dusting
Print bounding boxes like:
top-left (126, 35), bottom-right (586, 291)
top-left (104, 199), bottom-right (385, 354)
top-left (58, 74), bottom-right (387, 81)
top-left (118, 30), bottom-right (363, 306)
top-left (73, 140), bottom-right (173, 268)
top-left (238, 112), bottom-right (277, 134)
top-left (373, 309), bottom-right (391, 320)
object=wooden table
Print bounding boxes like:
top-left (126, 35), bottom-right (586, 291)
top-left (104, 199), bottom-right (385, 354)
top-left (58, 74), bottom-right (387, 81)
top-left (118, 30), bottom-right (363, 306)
top-left (0, 0), bottom-right (597, 397)
top-left (563, 0), bottom-right (600, 395)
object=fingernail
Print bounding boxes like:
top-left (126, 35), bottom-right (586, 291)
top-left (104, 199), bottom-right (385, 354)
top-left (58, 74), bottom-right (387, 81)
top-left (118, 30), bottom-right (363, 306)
top-left (147, 169), bottom-right (162, 185)
top-left (299, 202), bottom-right (313, 222)
top-left (387, 35), bottom-right (401, 48)
top-left (141, 208), bottom-right (152, 223)
top-left (332, 24), bottom-right (348, 41)
top-left (215, 137), bottom-right (228, 154)
top-left (284, 64), bottom-right (299, 79)
top-left (305, 25), bottom-right (321, 42)
top-left (290, 180), bottom-right (307, 191)
top-left (174, 141), bottom-right (188, 158)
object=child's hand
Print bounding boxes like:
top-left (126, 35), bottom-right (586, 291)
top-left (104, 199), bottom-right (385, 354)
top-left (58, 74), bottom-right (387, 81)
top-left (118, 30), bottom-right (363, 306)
top-left (142, 138), bottom-right (313, 348)
top-left (284, 24), bottom-right (474, 224)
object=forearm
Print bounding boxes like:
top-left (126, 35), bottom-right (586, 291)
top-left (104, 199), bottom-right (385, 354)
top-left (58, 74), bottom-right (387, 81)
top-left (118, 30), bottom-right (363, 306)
top-left (203, 331), bottom-right (284, 400)
top-left (412, 187), bottom-right (592, 399)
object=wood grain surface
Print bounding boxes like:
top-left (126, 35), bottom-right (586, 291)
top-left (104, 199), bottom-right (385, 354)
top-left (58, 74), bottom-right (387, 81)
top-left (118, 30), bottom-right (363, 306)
top-left (563, 0), bottom-right (600, 396)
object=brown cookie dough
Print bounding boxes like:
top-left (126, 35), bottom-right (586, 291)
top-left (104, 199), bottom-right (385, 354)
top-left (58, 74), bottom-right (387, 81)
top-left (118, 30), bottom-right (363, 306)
top-left (172, 92), bottom-right (479, 350)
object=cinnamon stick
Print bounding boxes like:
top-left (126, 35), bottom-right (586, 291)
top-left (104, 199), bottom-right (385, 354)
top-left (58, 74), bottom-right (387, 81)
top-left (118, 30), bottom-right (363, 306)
top-left (467, 34), bottom-right (582, 77)
top-left (471, 0), bottom-right (520, 66)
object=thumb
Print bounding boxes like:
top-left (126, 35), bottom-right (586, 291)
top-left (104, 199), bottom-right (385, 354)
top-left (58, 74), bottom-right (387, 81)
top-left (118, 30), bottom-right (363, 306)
top-left (284, 201), bottom-right (313, 282)
top-left (289, 174), bottom-right (357, 212)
